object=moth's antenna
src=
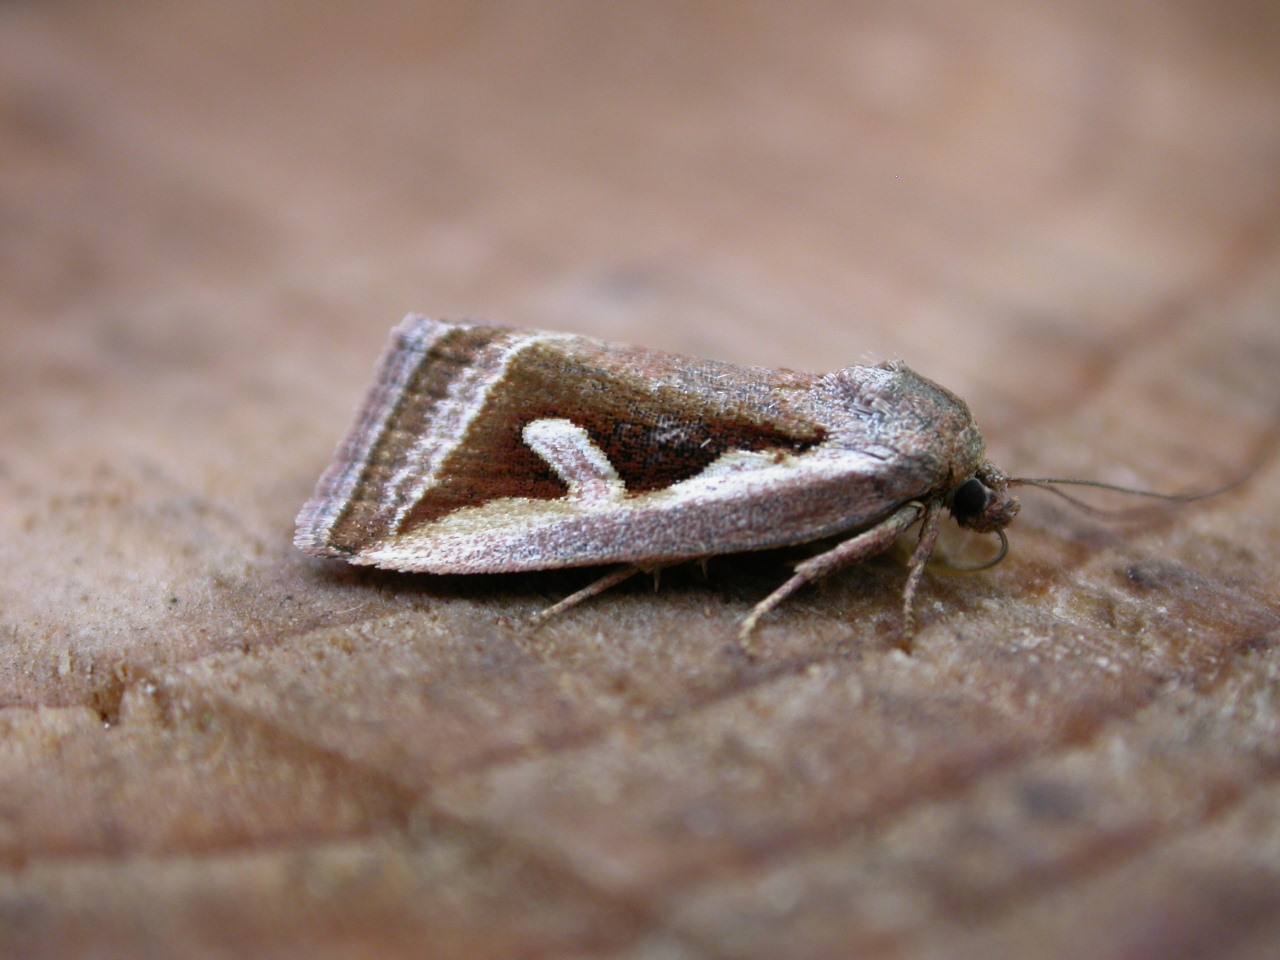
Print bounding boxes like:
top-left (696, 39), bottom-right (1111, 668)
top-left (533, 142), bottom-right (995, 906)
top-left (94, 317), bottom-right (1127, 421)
top-left (1008, 470), bottom-right (1257, 519)
top-left (934, 529), bottom-right (1009, 573)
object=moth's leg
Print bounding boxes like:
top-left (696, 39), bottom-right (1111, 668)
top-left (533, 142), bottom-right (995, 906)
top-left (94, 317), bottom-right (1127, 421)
top-left (522, 418), bottom-right (625, 505)
top-left (738, 501), bottom-right (925, 641)
top-left (898, 498), bottom-right (944, 645)
top-left (530, 564), bottom-right (644, 626)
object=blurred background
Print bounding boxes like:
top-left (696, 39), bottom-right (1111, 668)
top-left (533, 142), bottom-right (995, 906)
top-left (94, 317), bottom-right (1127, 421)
top-left (3, 2), bottom-right (1280, 958)
top-left (8, 3), bottom-right (1278, 376)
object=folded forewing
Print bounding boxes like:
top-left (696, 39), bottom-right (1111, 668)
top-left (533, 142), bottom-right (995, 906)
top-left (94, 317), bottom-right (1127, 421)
top-left (296, 317), bottom-right (829, 565)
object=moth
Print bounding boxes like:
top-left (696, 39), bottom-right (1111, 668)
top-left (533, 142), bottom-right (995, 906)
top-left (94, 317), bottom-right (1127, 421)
top-left (296, 315), bottom-right (1040, 641)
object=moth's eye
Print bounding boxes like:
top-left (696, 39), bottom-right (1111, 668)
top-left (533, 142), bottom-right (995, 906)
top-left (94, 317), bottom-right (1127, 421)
top-left (952, 477), bottom-right (990, 519)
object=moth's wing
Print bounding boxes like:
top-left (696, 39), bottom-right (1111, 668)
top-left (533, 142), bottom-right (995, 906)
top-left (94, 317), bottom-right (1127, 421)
top-left (297, 316), bottom-right (858, 570)
top-left (365, 441), bottom-right (922, 572)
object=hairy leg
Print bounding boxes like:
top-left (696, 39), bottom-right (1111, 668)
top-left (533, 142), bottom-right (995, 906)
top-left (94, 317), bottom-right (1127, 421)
top-left (738, 501), bottom-right (926, 642)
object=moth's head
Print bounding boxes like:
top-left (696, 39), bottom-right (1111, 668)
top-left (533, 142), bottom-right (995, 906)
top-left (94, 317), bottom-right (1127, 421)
top-left (950, 462), bottom-right (1020, 533)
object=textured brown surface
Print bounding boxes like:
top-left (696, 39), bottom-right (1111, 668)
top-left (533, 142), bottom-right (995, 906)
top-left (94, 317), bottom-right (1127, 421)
top-left (3, 2), bottom-right (1280, 958)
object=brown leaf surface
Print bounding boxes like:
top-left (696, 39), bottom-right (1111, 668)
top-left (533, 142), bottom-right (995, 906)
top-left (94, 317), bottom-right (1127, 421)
top-left (3, 2), bottom-right (1279, 958)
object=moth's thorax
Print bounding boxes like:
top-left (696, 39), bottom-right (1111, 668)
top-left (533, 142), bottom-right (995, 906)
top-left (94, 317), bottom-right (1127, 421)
top-left (805, 362), bottom-right (987, 486)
